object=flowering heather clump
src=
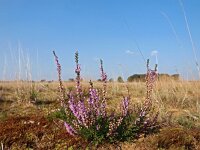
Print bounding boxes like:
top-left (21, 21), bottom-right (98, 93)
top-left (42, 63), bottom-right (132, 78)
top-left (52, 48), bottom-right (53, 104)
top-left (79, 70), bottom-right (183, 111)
top-left (53, 51), bottom-right (159, 146)
top-left (53, 51), bottom-right (66, 107)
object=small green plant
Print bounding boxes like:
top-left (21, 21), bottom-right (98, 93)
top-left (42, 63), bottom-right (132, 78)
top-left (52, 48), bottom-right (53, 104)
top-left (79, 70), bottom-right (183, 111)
top-left (29, 84), bottom-right (38, 103)
top-left (177, 116), bottom-right (196, 129)
top-left (47, 108), bottom-right (68, 121)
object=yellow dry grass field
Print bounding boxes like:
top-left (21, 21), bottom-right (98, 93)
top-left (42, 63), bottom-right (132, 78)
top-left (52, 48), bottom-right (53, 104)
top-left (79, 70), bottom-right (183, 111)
top-left (0, 79), bottom-right (200, 149)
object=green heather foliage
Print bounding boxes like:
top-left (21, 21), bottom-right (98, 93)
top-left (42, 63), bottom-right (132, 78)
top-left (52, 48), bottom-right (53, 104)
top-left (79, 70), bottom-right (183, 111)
top-left (53, 51), bottom-right (159, 146)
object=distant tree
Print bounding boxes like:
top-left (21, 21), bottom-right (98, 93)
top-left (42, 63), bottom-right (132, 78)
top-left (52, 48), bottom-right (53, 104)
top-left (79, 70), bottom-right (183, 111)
top-left (40, 79), bottom-right (46, 82)
top-left (127, 73), bottom-right (180, 82)
top-left (68, 78), bottom-right (74, 82)
top-left (127, 74), bottom-right (146, 82)
top-left (97, 79), bottom-right (102, 82)
top-left (117, 76), bottom-right (124, 83)
top-left (48, 80), bottom-right (53, 83)
top-left (171, 74), bottom-right (180, 80)
top-left (109, 78), bottom-right (114, 82)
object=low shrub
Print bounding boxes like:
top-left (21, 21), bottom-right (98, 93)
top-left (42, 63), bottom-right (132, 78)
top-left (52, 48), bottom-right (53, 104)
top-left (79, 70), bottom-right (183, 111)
top-left (53, 51), bottom-right (159, 147)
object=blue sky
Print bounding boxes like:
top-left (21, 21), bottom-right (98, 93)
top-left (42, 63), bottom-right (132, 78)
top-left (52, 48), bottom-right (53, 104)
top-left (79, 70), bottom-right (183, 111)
top-left (0, 0), bottom-right (200, 80)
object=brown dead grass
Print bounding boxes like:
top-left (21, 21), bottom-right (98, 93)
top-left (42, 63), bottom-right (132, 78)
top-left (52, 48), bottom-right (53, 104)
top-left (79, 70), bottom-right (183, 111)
top-left (0, 114), bottom-right (88, 149)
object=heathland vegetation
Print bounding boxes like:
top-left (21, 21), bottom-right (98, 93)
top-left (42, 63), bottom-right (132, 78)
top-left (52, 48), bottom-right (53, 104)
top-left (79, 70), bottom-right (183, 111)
top-left (0, 52), bottom-right (200, 149)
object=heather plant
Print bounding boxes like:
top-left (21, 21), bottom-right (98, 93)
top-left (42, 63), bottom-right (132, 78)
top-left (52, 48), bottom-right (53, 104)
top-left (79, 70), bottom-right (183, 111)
top-left (53, 51), bottom-right (158, 147)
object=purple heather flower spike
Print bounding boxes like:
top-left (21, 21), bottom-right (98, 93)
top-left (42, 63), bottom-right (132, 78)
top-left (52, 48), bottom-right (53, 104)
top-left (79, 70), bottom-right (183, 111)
top-left (78, 100), bottom-right (88, 127)
top-left (139, 110), bottom-right (146, 117)
top-left (100, 59), bottom-right (107, 82)
top-left (53, 51), bottom-right (65, 106)
top-left (147, 69), bottom-right (157, 84)
top-left (122, 97), bottom-right (129, 117)
top-left (69, 95), bottom-right (78, 117)
top-left (64, 122), bottom-right (77, 136)
top-left (74, 51), bottom-right (83, 100)
top-left (75, 64), bottom-right (81, 74)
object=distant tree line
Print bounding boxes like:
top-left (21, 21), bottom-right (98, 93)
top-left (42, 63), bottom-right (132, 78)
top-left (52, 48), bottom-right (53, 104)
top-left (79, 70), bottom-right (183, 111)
top-left (49, 73), bottom-right (180, 83)
top-left (127, 73), bottom-right (180, 82)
